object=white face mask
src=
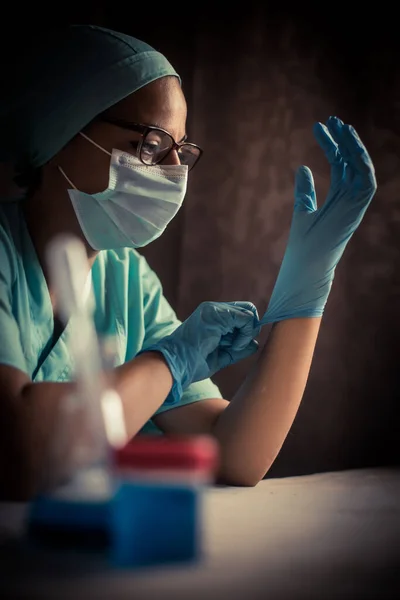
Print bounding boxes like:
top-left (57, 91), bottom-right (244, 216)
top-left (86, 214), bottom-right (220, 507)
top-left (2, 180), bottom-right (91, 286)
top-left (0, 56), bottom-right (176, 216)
top-left (59, 133), bottom-right (188, 251)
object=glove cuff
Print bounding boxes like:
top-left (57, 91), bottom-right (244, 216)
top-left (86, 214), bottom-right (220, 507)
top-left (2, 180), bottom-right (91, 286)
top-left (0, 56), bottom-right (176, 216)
top-left (260, 306), bottom-right (325, 325)
top-left (136, 345), bottom-right (184, 405)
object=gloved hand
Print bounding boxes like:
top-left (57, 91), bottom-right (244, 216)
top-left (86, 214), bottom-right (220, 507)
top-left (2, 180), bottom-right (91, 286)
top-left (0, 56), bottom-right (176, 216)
top-left (141, 301), bottom-right (261, 403)
top-left (261, 116), bottom-right (377, 325)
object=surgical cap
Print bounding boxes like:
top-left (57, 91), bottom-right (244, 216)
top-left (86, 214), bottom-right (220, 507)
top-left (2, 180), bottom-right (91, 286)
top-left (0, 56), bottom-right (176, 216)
top-left (0, 24), bottom-right (180, 172)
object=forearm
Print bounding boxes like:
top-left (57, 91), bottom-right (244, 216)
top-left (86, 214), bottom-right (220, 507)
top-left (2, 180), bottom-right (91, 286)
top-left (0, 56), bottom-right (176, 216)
top-left (114, 351), bottom-right (173, 439)
top-left (212, 317), bottom-right (322, 486)
top-left (0, 378), bottom-right (77, 500)
top-left (1, 353), bottom-right (172, 500)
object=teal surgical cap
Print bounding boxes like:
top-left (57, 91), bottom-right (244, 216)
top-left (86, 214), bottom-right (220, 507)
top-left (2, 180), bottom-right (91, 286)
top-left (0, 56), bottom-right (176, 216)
top-left (0, 24), bottom-right (180, 171)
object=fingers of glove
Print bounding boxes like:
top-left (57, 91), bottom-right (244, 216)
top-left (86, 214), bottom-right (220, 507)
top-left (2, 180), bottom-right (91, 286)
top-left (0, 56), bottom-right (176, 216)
top-left (326, 117), bottom-right (358, 166)
top-left (314, 121), bottom-right (345, 190)
top-left (341, 125), bottom-right (377, 191)
top-left (294, 166), bottom-right (317, 213)
top-left (228, 301), bottom-right (259, 317)
top-left (219, 331), bottom-right (235, 347)
top-left (198, 301), bottom-right (260, 347)
top-left (220, 324), bottom-right (259, 353)
top-left (227, 301), bottom-right (260, 328)
top-left (313, 121), bottom-right (343, 166)
top-left (220, 339), bottom-right (260, 368)
top-left (225, 301), bottom-right (260, 337)
top-left (220, 326), bottom-right (259, 353)
top-left (326, 117), bottom-right (377, 195)
top-left (195, 302), bottom-right (231, 338)
top-left (325, 116), bottom-right (361, 183)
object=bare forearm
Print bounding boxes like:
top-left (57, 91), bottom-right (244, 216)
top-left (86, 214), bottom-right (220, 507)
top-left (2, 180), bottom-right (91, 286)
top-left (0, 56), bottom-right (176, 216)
top-left (114, 352), bottom-right (173, 439)
top-left (1, 353), bottom-right (172, 499)
top-left (212, 317), bottom-right (322, 486)
top-left (0, 378), bottom-right (76, 499)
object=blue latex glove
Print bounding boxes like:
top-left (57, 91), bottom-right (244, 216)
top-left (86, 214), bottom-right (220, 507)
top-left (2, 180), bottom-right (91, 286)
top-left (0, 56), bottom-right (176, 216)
top-left (142, 301), bottom-right (261, 402)
top-left (261, 116), bottom-right (377, 325)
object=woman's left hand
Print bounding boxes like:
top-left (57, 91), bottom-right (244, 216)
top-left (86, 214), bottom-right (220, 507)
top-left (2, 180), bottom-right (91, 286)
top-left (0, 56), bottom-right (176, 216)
top-left (261, 116), bottom-right (377, 325)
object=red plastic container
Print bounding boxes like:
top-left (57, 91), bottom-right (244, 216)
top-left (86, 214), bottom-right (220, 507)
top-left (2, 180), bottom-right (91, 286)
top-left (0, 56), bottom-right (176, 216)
top-left (112, 434), bottom-right (219, 483)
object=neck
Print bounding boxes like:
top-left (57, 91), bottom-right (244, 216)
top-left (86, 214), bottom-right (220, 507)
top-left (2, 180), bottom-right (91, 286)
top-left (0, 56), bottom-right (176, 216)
top-left (22, 189), bottom-right (98, 301)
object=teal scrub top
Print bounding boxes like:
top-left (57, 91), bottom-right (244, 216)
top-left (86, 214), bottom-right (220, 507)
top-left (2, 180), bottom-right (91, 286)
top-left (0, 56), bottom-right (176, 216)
top-left (0, 203), bottom-right (222, 433)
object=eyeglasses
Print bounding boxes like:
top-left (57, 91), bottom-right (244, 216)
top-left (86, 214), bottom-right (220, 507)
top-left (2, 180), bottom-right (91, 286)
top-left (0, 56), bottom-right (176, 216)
top-left (100, 116), bottom-right (203, 171)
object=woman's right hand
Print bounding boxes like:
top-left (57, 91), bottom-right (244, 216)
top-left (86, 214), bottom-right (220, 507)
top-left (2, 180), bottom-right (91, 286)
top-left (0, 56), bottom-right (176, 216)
top-left (141, 301), bottom-right (261, 402)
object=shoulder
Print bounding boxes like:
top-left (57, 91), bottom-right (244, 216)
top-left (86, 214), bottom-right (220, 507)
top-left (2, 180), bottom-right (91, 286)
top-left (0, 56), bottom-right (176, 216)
top-left (0, 203), bottom-right (20, 283)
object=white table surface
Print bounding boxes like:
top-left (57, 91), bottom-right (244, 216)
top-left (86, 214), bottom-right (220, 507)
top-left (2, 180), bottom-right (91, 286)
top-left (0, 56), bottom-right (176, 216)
top-left (1, 467), bottom-right (399, 599)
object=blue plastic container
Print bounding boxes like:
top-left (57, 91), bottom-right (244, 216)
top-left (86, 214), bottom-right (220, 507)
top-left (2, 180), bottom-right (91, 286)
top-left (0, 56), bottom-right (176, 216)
top-left (110, 479), bottom-right (199, 567)
top-left (109, 435), bottom-right (218, 568)
top-left (26, 467), bottom-right (113, 551)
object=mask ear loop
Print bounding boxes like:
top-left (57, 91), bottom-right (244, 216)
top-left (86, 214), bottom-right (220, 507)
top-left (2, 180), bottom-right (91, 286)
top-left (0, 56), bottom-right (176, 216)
top-left (58, 132), bottom-right (112, 188)
top-left (58, 165), bottom-right (77, 189)
top-left (79, 132), bottom-right (112, 157)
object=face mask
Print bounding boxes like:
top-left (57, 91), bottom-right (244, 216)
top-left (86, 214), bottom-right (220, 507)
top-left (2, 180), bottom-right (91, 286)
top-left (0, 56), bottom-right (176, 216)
top-left (59, 133), bottom-right (188, 250)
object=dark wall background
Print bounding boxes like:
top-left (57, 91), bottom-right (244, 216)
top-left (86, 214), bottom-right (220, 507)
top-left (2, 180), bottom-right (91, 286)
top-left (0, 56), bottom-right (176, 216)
top-left (11, 4), bottom-right (400, 476)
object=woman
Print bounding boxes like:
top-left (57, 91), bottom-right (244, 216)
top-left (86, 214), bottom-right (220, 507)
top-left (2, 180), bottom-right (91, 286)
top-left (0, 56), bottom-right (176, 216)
top-left (0, 25), bottom-right (376, 499)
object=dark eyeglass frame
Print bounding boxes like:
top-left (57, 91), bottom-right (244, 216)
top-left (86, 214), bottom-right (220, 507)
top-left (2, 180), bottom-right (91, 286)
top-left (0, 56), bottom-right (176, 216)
top-left (99, 116), bottom-right (203, 171)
